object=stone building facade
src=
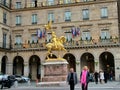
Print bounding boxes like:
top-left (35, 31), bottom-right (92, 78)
top-left (0, 0), bottom-right (120, 81)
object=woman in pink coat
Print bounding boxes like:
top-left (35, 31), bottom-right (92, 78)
top-left (80, 66), bottom-right (90, 90)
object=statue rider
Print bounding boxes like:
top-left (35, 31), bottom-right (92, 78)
top-left (51, 31), bottom-right (58, 48)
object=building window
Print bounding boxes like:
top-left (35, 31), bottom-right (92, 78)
top-left (100, 30), bottom-right (110, 39)
top-left (16, 15), bottom-right (21, 26)
top-left (65, 11), bottom-right (71, 22)
top-left (3, 33), bottom-right (7, 48)
top-left (48, 0), bottom-right (54, 5)
top-left (82, 31), bottom-right (91, 40)
top-left (16, 2), bottom-right (21, 9)
top-left (3, 0), bottom-right (6, 6)
top-left (48, 12), bottom-right (54, 23)
top-left (83, 0), bottom-right (89, 2)
top-left (3, 12), bottom-right (7, 24)
top-left (101, 7), bottom-right (108, 18)
top-left (15, 35), bottom-right (22, 44)
top-left (46, 33), bottom-right (52, 42)
top-left (82, 9), bottom-right (89, 20)
top-left (32, 14), bottom-right (37, 24)
top-left (64, 0), bottom-right (71, 4)
top-left (65, 32), bottom-right (72, 42)
top-left (31, 34), bottom-right (38, 43)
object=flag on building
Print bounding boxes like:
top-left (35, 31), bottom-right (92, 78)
top-left (76, 27), bottom-right (80, 36)
top-left (71, 27), bottom-right (75, 38)
top-left (71, 27), bottom-right (77, 38)
top-left (37, 29), bottom-right (41, 38)
top-left (40, 30), bottom-right (42, 38)
top-left (42, 29), bottom-right (46, 38)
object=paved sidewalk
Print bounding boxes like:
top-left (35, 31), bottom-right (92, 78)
top-left (75, 81), bottom-right (120, 88)
top-left (16, 81), bottom-right (120, 88)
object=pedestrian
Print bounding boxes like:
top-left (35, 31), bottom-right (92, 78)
top-left (109, 71), bottom-right (113, 81)
top-left (99, 70), bottom-right (104, 84)
top-left (94, 71), bottom-right (99, 84)
top-left (67, 68), bottom-right (78, 90)
top-left (80, 66), bottom-right (90, 90)
top-left (104, 70), bottom-right (108, 83)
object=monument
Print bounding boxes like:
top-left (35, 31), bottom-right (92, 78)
top-left (38, 21), bottom-right (68, 86)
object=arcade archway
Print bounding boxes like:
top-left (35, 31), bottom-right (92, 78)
top-left (29, 55), bottom-right (41, 80)
top-left (81, 52), bottom-right (94, 73)
top-left (1, 56), bottom-right (8, 74)
top-left (13, 56), bottom-right (24, 75)
top-left (63, 53), bottom-right (76, 71)
top-left (99, 52), bottom-right (115, 79)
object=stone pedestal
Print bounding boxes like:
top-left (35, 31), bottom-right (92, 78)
top-left (38, 59), bottom-right (68, 86)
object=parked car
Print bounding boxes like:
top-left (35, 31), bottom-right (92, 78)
top-left (15, 75), bottom-right (30, 83)
top-left (0, 74), bottom-right (9, 84)
top-left (0, 75), bottom-right (17, 89)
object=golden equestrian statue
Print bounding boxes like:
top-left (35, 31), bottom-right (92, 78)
top-left (44, 21), bottom-right (67, 60)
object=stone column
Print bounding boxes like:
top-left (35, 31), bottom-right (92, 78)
top-left (24, 62), bottom-right (29, 77)
top-left (94, 58), bottom-right (99, 72)
top-left (0, 26), bottom-right (3, 43)
top-left (41, 62), bottom-right (44, 81)
top-left (114, 58), bottom-right (120, 81)
top-left (6, 62), bottom-right (13, 75)
top-left (76, 60), bottom-right (80, 80)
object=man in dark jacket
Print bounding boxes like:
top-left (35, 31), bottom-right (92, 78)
top-left (94, 71), bottom-right (99, 84)
top-left (67, 68), bottom-right (78, 90)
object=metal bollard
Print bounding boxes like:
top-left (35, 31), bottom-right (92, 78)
top-left (27, 80), bottom-right (31, 86)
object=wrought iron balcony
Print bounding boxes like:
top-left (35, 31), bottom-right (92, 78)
top-left (13, 37), bottom-right (119, 50)
top-left (0, 42), bottom-right (11, 49)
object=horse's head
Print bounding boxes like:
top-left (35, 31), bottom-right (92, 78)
top-left (59, 36), bottom-right (66, 43)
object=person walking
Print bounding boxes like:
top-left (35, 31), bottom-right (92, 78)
top-left (104, 70), bottom-right (108, 83)
top-left (94, 71), bottom-right (99, 84)
top-left (80, 66), bottom-right (90, 90)
top-left (99, 70), bottom-right (104, 84)
top-left (67, 68), bottom-right (78, 90)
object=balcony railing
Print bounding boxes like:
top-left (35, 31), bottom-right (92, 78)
top-left (0, 42), bottom-right (11, 49)
top-left (13, 37), bottom-right (119, 50)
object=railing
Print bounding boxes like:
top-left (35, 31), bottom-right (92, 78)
top-left (13, 38), bottom-right (119, 49)
top-left (0, 42), bottom-right (11, 49)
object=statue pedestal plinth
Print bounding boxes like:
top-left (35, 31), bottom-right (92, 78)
top-left (38, 59), bottom-right (68, 86)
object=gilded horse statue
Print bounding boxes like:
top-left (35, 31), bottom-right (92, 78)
top-left (46, 31), bottom-right (67, 59)
top-left (44, 21), bottom-right (67, 60)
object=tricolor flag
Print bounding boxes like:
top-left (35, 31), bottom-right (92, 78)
top-left (37, 29), bottom-right (41, 38)
top-left (71, 27), bottom-right (76, 38)
top-left (40, 30), bottom-right (42, 38)
top-left (42, 29), bottom-right (46, 38)
top-left (76, 27), bottom-right (80, 36)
